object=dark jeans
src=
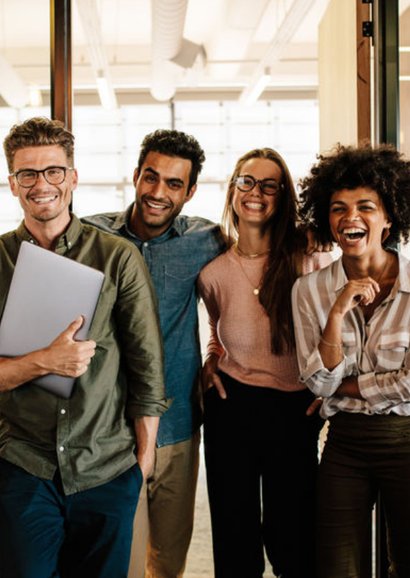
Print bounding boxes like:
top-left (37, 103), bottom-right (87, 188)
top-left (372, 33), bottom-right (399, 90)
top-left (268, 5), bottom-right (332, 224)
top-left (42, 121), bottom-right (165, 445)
top-left (0, 459), bottom-right (142, 578)
top-left (204, 372), bottom-right (322, 578)
top-left (317, 412), bottom-right (410, 578)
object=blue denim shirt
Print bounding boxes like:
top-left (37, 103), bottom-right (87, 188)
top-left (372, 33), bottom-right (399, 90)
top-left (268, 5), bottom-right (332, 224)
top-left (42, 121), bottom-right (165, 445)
top-left (83, 205), bottom-right (225, 446)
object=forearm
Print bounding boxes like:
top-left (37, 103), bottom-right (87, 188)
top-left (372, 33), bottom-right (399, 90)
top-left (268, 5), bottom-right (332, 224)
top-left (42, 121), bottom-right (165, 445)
top-left (207, 317), bottom-right (224, 357)
top-left (0, 350), bottom-right (49, 392)
top-left (134, 415), bottom-right (160, 479)
top-left (335, 375), bottom-right (364, 399)
top-left (318, 311), bottom-right (344, 370)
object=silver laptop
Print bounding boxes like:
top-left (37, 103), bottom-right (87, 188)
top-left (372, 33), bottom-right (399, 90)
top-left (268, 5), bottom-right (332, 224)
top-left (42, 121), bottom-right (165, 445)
top-left (0, 241), bottom-right (105, 398)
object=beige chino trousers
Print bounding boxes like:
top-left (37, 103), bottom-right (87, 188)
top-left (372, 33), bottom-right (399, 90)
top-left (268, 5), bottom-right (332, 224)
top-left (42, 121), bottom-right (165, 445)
top-left (128, 431), bottom-right (200, 578)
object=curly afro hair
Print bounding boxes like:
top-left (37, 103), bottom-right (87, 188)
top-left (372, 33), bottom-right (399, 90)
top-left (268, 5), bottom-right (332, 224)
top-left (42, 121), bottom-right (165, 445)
top-left (298, 142), bottom-right (410, 247)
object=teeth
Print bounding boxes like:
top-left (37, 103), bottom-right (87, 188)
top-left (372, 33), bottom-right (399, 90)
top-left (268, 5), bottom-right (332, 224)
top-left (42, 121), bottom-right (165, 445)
top-left (146, 200), bottom-right (168, 210)
top-left (32, 195), bottom-right (57, 204)
top-left (341, 227), bottom-right (366, 241)
top-left (342, 227), bottom-right (364, 234)
top-left (245, 202), bottom-right (264, 210)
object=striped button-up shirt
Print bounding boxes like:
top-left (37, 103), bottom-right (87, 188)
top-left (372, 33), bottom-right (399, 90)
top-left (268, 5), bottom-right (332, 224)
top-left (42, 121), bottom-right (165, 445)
top-left (291, 253), bottom-right (410, 418)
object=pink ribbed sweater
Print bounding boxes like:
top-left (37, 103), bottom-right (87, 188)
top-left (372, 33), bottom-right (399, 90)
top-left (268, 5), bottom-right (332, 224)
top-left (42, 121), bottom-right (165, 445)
top-left (198, 246), bottom-right (330, 391)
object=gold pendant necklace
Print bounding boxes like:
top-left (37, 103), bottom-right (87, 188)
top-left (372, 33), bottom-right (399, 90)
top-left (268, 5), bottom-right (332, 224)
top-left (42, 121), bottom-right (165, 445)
top-left (235, 249), bottom-right (263, 296)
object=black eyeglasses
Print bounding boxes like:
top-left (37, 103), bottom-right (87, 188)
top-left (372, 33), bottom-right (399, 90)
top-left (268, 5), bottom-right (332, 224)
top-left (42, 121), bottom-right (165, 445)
top-left (235, 175), bottom-right (282, 196)
top-left (11, 166), bottom-right (74, 188)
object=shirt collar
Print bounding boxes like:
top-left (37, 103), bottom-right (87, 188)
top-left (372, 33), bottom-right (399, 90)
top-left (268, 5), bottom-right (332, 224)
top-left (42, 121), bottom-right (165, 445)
top-left (333, 258), bottom-right (348, 293)
top-left (115, 203), bottom-right (184, 241)
top-left (15, 214), bottom-right (83, 254)
top-left (110, 204), bottom-right (133, 234)
top-left (396, 252), bottom-right (410, 294)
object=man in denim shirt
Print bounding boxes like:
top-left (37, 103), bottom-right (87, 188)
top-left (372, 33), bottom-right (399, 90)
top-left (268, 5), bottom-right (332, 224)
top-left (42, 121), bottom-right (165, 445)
top-left (84, 129), bottom-right (225, 578)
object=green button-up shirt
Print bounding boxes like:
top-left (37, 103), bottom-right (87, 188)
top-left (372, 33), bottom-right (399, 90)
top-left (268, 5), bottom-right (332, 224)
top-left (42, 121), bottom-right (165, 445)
top-left (0, 215), bottom-right (168, 495)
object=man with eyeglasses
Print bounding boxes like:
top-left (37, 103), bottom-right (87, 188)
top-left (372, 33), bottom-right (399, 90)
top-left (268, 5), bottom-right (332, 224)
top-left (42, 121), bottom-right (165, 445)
top-left (0, 117), bottom-right (167, 578)
top-left (84, 129), bottom-right (225, 578)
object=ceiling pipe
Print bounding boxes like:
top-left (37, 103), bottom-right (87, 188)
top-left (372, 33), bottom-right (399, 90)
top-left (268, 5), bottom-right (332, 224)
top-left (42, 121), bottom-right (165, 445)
top-left (150, 0), bottom-right (189, 101)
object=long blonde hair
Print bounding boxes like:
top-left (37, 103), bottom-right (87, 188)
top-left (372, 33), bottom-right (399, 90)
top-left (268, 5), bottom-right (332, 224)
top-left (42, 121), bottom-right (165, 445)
top-left (223, 148), bottom-right (304, 354)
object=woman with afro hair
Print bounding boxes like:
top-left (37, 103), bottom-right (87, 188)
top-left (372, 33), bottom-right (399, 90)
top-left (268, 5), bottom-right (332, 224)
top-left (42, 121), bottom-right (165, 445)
top-left (292, 142), bottom-right (410, 578)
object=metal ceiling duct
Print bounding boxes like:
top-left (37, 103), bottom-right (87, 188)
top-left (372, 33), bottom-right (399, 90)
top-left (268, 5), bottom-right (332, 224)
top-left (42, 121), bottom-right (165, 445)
top-left (150, 0), bottom-right (189, 101)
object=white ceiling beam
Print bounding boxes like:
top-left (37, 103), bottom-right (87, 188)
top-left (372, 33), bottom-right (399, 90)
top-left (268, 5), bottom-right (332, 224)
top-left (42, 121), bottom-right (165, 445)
top-left (75, 0), bottom-right (118, 109)
top-left (239, 0), bottom-right (317, 104)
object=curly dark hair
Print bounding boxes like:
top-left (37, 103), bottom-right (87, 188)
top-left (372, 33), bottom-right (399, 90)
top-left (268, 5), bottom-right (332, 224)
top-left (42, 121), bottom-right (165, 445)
top-left (298, 142), bottom-right (410, 246)
top-left (3, 117), bottom-right (74, 173)
top-left (137, 129), bottom-right (205, 191)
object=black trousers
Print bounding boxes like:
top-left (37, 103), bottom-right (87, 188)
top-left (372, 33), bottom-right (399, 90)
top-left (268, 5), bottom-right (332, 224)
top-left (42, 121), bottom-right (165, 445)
top-left (204, 372), bottom-right (322, 578)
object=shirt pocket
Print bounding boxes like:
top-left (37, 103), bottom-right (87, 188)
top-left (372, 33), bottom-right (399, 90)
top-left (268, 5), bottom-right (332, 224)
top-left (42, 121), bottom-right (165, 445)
top-left (376, 328), bottom-right (410, 371)
top-left (164, 264), bottom-right (200, 303)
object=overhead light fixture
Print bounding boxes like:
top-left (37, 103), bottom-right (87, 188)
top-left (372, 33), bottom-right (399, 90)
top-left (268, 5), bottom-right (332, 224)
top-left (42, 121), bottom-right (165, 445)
top-left (96, 71), bottom-right (117, 110)
top-left (239, 67), bottom-right (271, 105)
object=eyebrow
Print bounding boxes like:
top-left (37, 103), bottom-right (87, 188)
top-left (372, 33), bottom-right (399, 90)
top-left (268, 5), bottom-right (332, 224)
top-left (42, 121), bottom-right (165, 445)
top-left (330, 198), bottom-right (377, 206)
top-left (143, 167), bottom-right (159, 177)
top-left (143, 167), bottom-right (184, 186)
top-left (240, 174), bottom-right (279, 182)
top-left (16, 165), bottom-right (64, 172)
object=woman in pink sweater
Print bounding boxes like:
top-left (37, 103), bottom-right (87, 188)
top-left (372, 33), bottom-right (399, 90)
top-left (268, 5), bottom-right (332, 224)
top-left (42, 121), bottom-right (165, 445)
top-left (198, 148), bottom-right (328, 578)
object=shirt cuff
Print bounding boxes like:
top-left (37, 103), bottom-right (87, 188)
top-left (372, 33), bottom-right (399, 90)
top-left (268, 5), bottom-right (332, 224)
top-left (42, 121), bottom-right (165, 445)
top-left (299, 348), bottom-right (346, 396)
top-left (126, 397), bottom-right (172, 420)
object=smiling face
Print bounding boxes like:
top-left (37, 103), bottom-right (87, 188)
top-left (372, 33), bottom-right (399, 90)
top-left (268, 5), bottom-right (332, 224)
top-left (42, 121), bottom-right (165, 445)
top-left (9, 145), bottom-right (77, 233)
top-left (131, 151), bottom-right (196, 240)
top-left (329, 187), bottom-right (391, 258)
top-left (231, 157), bottom-right (281, 229)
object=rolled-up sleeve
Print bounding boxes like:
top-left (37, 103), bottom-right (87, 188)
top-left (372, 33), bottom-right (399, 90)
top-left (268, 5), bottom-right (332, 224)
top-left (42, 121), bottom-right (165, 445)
top-left (114, 244), bottom-right (169, 419)
top-left (359, 368), bottom-right (410, 410)
top-left (292, 275), bottom-right (345, 396)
